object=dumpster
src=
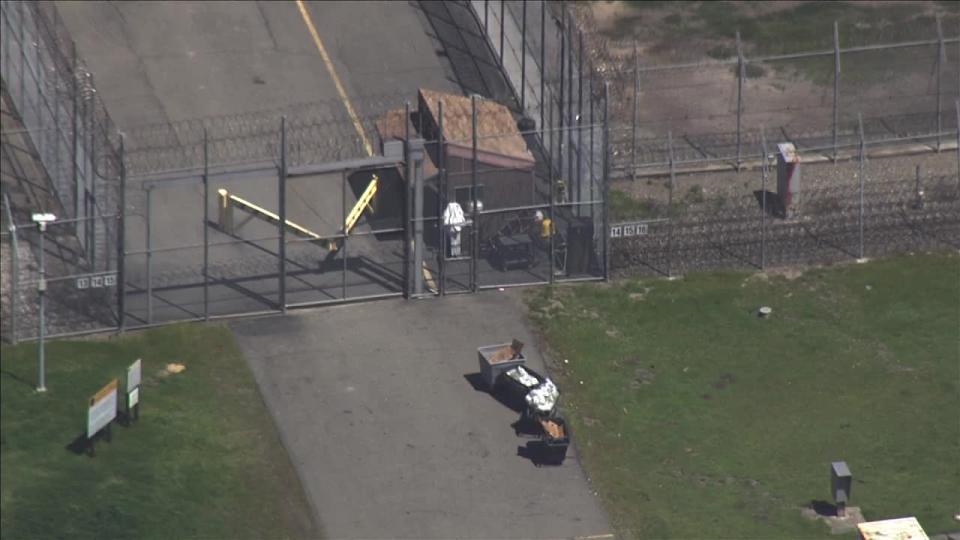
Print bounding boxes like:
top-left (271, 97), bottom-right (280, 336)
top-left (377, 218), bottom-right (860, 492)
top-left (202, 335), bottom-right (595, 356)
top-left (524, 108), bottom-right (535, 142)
top-left (538, 415), bottom-right (570, 465)
top-left (478, 341), bottom-right (526, 389)
top-left (496, 365), bottom-right (546, 411)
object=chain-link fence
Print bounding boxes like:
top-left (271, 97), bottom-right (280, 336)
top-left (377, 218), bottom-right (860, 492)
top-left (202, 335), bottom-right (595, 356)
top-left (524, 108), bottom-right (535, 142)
top-left (600, 21), bottom-right (959, 175)
top-left (1, 0), bottom-right (123, 342)
top-left (609, 134), bottom-right (960, 277)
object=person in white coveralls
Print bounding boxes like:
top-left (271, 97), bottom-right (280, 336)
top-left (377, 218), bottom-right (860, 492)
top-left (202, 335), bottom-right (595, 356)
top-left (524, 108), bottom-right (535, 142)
top-left (443, 201), bottom-right (467, 257)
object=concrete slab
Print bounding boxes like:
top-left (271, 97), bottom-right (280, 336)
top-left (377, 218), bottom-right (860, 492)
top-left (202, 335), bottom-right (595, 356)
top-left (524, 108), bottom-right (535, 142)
top-left (231, 291), bottom-right (611, 539)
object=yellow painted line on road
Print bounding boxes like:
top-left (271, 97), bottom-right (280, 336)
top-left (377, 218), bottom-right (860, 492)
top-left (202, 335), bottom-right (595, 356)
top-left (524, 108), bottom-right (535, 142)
top-left (295, 0), bottom-right (374, 157)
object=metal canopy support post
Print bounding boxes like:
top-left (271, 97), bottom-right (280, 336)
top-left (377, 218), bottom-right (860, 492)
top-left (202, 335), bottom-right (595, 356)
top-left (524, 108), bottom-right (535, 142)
top-left (735, 31), bottom-right (744, 171)
top-left (471, 95), bottom-right (479, 292)
top-left (521, 0), bottom-right (527, 112)
top-left (935, 15), bottom-right (944, 152)
top-left (760, 128), bottom-right (768, 270)
top-left (667, 130), bottom-right (675, 278)
top-left (146, 187), bottom-right (153, 323)
top-left (202, 128), bottom-right (210, 320)
top-left (858, 113), bottom-right (866, 260)
top-left (833, 21), bottom-right (841, 162)
top-left (279, 117), bottom-right (287, 311)
top-left (602, 81), bottom-right (610, 281)
top-left (484, 0), bottom-right (488, 31)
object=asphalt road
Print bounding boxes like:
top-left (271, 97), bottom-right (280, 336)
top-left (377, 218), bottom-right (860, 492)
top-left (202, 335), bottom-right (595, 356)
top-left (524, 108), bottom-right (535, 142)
top-left (57, 0), bottom-right (459, 132)
top-left (231, 290), bottom-right (611, 539)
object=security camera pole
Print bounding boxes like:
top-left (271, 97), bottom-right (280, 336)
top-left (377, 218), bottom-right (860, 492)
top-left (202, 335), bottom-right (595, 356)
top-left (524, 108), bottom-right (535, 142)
top-left (32, 212), bottom-right (56, 392)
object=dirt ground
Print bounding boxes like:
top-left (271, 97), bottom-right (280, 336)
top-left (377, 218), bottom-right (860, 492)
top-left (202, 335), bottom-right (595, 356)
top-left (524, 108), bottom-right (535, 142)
top-left (575, 1), bottom-right (958, 137)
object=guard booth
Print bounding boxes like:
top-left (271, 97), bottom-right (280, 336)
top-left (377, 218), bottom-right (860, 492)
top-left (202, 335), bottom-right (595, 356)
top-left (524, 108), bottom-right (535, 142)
top-left (777, 142), bottom-right (801, 218)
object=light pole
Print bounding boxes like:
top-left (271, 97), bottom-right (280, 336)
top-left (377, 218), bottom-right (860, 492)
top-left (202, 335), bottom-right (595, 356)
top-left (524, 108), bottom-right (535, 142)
top-left (32, 212), bottom-right (56, 393)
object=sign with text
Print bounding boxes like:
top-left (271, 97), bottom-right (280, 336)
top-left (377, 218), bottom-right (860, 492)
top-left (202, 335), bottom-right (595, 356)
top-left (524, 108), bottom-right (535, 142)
top-left (87, 379), bottom-right (118, 439)
top-left (610, 219), bottom-right (668, 239)
top-left (128, 387), bottom-right (140, 409)
top-left (127, 359), bottom-right (141, 392)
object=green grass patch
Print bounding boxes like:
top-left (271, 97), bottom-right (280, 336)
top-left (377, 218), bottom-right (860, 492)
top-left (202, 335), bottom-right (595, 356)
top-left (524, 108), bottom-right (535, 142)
top-left (1, 324), bottom-right (318, 540)
top-left (527, 253), bottom-right (960, 539)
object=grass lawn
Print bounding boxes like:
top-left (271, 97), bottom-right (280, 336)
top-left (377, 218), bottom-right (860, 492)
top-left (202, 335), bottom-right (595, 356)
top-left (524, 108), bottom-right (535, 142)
top-left (0, 324), bottom-right (318, 540)
top-left (526, 253), bottom-right (959, 539)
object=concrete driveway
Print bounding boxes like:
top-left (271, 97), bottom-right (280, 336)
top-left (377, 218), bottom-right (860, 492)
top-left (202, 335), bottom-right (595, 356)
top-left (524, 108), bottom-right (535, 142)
top-left (231, 291), bottom-right (611, 539)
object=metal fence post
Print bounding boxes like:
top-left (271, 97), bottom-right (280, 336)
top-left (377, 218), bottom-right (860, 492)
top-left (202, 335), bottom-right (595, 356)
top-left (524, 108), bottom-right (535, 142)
top-left (117, 134), bottom-right (126, 331)
top-left (833, 21), bottom-right (840, 162)
top-left (632, 41), bottom-right (639, 181)
top-left (559, 5), bottom-right (565, 180)
top-left (760, 128), bottom-right (768, 270)
top-left (858, 113), bottom-right (865, 260)
top-left (549, 124), bottom-right (556, 283)
top-left (202, 127), bottom-right (210, 320)
top-left (667, 130), bottom-right (675, 278)
top-left (341, 170), bottom-right (347, 299)
top-left (18, 0), bottom-right (25, 109)
top-left (471, 95), bottom-right (479, 292)
top-left (499, 0), bottom-right (505, 64)
top-left (279, 116), bottom-right (287, 312)
top-left (540, 0), bottom-right (545, 135)
top-left (521, 0), bottom-right (527, 112)
top-left (4, 193), bottom-right (19, 344)
top-left (602, 80), bottom-right (610, 281)
top-left (935, 15), bottom-right (944, 152)
top-left (438, 99), bottom-right (446, 295)
top-left (577, 30), bottom-right (583, 198)
top-left (735, 31), bottom-right (744, 171)
top-left (72, 42), bottom-right (80, 246)
top-left (403, 102), bottom-right (412, 298)
top-left (146, 186), bottom-right (153, 324)
top-left (567, 16), bottom-right (574, 199)
top-left (589, 62), bottom-right (595, 199)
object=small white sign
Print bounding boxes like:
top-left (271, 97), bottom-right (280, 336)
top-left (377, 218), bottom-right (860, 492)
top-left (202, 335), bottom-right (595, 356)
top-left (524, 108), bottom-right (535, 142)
top-left (623, 224), bottom-right (637, 237)
top-left (91, 276), bottom-right (104, 288)
top-left (127, 359), bottom-right (141, 392)
top-left (87, 380), bottom-right (118, 439)
top-left (128, 387), bottom-right (140, 408)
top-left (76, 277), bottom-right (89, 289)
top-left (104, 274), bottom-right (116, 287)
top-left (610, 226), bottom-right (622, 238)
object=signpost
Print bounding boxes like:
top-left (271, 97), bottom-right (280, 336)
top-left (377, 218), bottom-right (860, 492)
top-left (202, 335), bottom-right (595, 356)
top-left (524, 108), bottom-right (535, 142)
top-left (87, 378), bottom-right (118, 455)
top-left (126, 359), bottom-right (141, 423)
